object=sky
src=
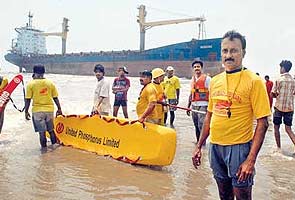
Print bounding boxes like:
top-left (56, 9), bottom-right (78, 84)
top-left (1, 0), bottom-right (295, 78)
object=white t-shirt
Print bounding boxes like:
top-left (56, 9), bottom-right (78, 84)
top-left (93, 77), bottom-right (111, 114)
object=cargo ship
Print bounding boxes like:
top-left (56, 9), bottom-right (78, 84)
top-left (4, 6), bottom-right (222, 77)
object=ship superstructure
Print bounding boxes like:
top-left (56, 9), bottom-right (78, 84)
top-left (11, 13), bottom-right (46, 55)
top-left (5, 6), bottom-right (222, 77)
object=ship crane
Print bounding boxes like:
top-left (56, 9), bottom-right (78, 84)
top-left (39, 18), bottom-right (69, 55)
top-left (137, 5), bottom-right (206, 51)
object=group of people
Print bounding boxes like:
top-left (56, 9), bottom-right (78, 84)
top-left (1, 29), bottom-right (295, 199)
top-left (17, 62), bottom-right (182, 149)
top-left (91, 64), bottom-right (181, 126)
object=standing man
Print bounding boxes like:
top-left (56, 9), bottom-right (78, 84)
top-left (136, 70), bottom-right (159, 124)
top-left (265, 75), bottom-right (274, 109)
top-left (192, 30), bottom-right (271, 199)
top-left (187, 60), bottom-right (211, 143)
top-left (271, 60), bottom-right (295, 151)
top-left (92, 64), bottom-right (111, 116)
top-left (152, 68), bottom-right (166, 125)
top-left (0, 76), bottom-right (8, 133)
top-left (112, 66), bottom-right (130, 118)
top-left (162, 66), bottom-right (180, 126)
top-left (24, 65), bottom-right (63, 149)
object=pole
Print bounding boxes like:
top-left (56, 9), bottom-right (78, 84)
top-left (140, 29), bottom-right (145, 51)
top-left (162, 103), bottom-right (206, 114)
top-left (138, 5), bottom-right (146, 51)
top-left (62, 18), bottom-right (69, 55)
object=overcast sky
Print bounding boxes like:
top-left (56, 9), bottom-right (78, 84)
top-left (1, 0), bottom-right (295, 78)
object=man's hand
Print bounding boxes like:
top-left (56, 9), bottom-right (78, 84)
top-left (91, 110), bottom-right (99, 115)
top-left (138, 116), bottom-right (145, 123)
top-left (186, 110), bottom-right (191, 116)
top-left (157, 101), bottom-right (167, 106)
top-left (56, 109), bottom-right (63, 117)
top-left (25, 112), bottom-right (31, 120)
top-left (236, 158), bottom-right (255, 182)
top-left (176, 99), bottom-right (179, 105)
top-left (271, 92), bottom-right (278, 98)
top-left (192, 146), bottom-right (202, 169)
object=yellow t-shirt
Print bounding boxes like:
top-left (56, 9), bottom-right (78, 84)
top-left (153, 82), bottom-right (165, 120)
top-left (136, 83), bottom-right (157, 120)
top-left (162, 76), bottom-right (180, 99)
top-left (208, 69), bottom-right (271, 145)
top-left (25, 79), bottom-right (58, 113)
top-left (0, 77), bottom-right (8, 91)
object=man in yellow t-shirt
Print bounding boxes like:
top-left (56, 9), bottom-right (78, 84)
top-left (152, 68), bottom-right (165, 125)
top-left (0, 76), bottom-right (8, 133)
top-left (162, 66), bottom-right (180, 126)
top-left (192, 31), bottom-right (271, 199)
top-left (24, 65), bottom-right (63, 150)
top-left (136, 70), bottom-right (159, 124)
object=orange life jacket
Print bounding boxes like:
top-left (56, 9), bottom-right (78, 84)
top-left (191, 74), bottom-right (209, 102)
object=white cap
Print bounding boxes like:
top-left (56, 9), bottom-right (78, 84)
top-left (166, 66), bottom-right (174, 71)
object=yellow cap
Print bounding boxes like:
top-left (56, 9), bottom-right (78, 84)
top-left (152, 68), bottom-right (165, 79)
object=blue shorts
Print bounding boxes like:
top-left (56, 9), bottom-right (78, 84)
top-left (209, 141), bottom-right (254, 188)
top-left (273, 107), bottom-right (293, 126)
top-left (113, 99), bottom-right (127, 107)
top-left (32, 112), bottom-right (54, 133)
top-left (168, 99), bottom-right (177, 111)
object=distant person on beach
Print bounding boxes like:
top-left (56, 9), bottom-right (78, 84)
top-left (162, 66), bottom-right (180, 126)
top-left (0, 76), bottom-right (8, 133)
top-left (92, 64), bottom-right (111, 116)
top-left (271, 60), bottom-right (295, 152)
top-left (152, 68), bottom-right (166, 125)
top-left (24, 65), bottom-right (63, 149)
top-left (187, 60), bottom-right (211, 143)
top-left (265, 75), bottom-right (274, 108)
top-left (112, 66), bottom-right (130, 118)
top-left (136, 70), bottom-right (159, 124)
top-left (192, 30), bottom-right (271, 199)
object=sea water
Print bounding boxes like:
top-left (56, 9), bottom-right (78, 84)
top-left (0, 72), bottom-right (295, 199)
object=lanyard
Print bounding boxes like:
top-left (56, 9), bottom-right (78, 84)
top-left (225, 66), bottom-right (244, 118)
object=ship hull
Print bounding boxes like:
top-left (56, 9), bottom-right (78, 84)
top-left (18, 60), bottom-right (222, 77)
top-left (5, 38), bottom-right (223, 77)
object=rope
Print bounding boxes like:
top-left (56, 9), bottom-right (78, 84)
top-left (9, 79), bottom-right (26, 112)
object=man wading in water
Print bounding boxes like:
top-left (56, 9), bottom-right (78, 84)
top-left (25, 65), bottom-right (63, 150)
top-left (192, 30), bottom-right (271, 200)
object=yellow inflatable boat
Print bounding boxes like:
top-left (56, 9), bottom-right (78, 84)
top-left (54, 114), bottom-right (176, 166)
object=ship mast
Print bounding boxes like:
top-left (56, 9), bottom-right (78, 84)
top-left (28, 12), bottom-right (33, 27)
top-left (137, 5), bottom-right (206, 51)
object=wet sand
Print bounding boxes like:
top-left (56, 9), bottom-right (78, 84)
top-left (1, 73), bottom-right (295, 199)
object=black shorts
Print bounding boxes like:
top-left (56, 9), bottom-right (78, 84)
top-left (273, 107), bottom-right (293, 126)
top-left (114, 100), bottom-right (127, 107)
